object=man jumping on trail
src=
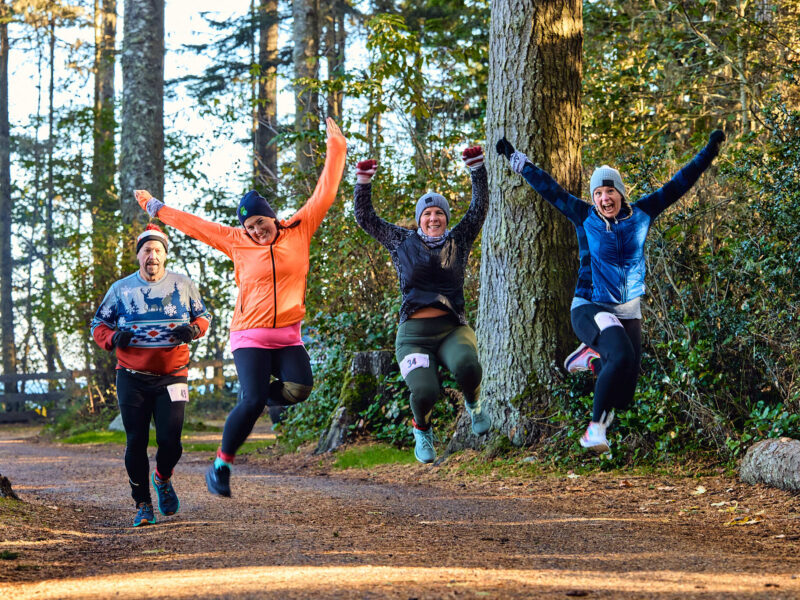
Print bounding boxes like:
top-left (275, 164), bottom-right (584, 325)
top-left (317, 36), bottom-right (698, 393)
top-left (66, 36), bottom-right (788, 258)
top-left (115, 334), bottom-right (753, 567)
top-left (91, 224), bottom-right (211, 527)
top-left (496, 130), bottom-right (725, 453)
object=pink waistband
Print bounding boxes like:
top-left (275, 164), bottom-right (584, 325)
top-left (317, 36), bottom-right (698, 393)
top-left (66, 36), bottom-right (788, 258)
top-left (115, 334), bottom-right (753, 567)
top-left (229, 322), bottom-right (304, 351)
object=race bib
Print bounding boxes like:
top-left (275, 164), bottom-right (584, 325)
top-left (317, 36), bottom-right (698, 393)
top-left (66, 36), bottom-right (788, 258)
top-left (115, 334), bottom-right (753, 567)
top-left (167, 383), bottom-right (189, 402)
top-left (594, 312), bottom-right (623, 331)
top-left (399, 353), bottom-right (430, 378)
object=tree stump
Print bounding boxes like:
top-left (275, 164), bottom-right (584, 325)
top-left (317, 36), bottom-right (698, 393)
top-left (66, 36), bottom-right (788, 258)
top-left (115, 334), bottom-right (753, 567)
top-left (315, 351), bottom-right (396, 454)
top-left (0, 473), bottom-right (20, 500)
top-left (740, 437), bottom-right (800, 491)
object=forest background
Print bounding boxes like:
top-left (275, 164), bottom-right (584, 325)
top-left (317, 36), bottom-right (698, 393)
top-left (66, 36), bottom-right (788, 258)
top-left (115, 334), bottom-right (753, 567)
top-left (1, 0), bottom-right (799, 468)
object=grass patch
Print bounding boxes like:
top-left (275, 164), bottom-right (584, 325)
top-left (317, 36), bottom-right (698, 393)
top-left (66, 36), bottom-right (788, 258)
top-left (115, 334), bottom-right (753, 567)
top-left (333, 444), bottom-right (416, 470)
top-left (183, 438), bottom-right (275, 454)
top-left (62, 430), bottom-right (130, 445)
top-left (0, 550), bottom-right (19, 560)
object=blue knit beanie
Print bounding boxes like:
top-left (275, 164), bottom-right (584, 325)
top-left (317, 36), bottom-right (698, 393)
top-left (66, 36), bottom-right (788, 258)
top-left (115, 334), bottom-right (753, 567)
top-left (589, 165), bottom-right (626, 199)
top-left (415, 192), bottom-right (451, 225)
top-left (238, 190), bottom-right (276, 227)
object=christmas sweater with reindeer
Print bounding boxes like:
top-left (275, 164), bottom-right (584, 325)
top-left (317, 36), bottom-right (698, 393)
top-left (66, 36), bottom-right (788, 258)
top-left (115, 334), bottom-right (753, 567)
top-left (91, 271), bottom-right (212, 376)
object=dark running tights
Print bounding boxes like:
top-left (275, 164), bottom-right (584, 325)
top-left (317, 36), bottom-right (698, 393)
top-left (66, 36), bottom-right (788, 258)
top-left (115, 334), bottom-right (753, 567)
top-left (221, 346), bottom-right (313, 457)
top-left (117, 369), bottom-right (186, 506)
top-left (571, 304), bottom-right (642, 423)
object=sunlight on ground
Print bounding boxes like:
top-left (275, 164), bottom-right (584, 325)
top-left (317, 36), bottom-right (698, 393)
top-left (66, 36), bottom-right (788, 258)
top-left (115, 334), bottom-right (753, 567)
top-left (2, 565), bottom-right (797, 599)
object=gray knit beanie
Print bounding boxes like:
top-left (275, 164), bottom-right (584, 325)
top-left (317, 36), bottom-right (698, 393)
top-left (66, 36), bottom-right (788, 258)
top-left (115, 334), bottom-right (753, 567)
top-left (415, 192), bottom-right (451, 225)
top-left (589, 165), bottom-right (626, 199)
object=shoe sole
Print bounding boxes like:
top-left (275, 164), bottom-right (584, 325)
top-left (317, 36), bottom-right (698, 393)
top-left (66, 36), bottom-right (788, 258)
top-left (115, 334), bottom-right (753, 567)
top-left (580, 440), bottom-right (610, 453)
top-left (414, 449), bottom-right (435, 464)
top-left (133, 517), bottom-right (156, 527)
top-left (205, 468), bottom-right (232, 497)
top-left (152, 472), bottom-right (180, 516)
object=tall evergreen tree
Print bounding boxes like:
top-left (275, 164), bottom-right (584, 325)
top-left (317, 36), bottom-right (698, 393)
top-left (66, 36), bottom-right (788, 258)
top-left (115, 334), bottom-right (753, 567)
top-left (0, 0), bottom-right (16, 394)
top-left (119, 0), bottom-right (164, 233)
top-left (255, 0), bottom-right (279, 190)
top-left (293, 0), bottom-right (320, 174)
top-left (91, 0), bottom-right (117, 388)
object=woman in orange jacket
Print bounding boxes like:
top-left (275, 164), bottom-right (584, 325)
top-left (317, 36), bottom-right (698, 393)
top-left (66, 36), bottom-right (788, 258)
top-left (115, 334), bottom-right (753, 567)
top-left (135, 118), bottom-right (347, 497)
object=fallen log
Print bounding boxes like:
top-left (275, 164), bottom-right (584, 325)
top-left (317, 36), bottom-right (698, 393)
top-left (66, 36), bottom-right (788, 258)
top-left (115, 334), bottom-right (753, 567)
top-left (739, 437), bottom-right (800, 491)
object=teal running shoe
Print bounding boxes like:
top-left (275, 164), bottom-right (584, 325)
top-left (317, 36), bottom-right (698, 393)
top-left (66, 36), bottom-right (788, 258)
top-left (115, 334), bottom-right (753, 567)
top-left (465, 400), bottom-right (491, 435)
top-left (205, 463), bottom-right (231, 497)
top-left (413, 426), bottom-right (436, 464)
top-left (133, 502), bottom-right (156, 527)
top-left (151, 472), bottom-right (180, 516)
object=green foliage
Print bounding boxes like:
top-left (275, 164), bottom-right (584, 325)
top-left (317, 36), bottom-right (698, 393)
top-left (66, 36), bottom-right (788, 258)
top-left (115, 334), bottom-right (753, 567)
top-left (332, 443), bottom-right (416, 470)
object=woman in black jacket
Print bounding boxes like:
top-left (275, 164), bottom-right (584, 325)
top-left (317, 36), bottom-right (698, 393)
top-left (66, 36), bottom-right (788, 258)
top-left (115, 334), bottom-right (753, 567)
top-left (354, 147), bottom-right (490, 463)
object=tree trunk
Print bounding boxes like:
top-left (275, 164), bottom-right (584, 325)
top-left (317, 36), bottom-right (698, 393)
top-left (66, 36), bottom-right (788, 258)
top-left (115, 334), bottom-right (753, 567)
top-left (323, 0), bottom-right (345, 120)
top-left (0, 1), bottom-right (17, 395)
top-left (478, 0), bottom-right (582, 446)
top-left (119, 0), bottom-right (164, 235)
top-left (91, 0), bottom-right (118, 390)
top-left (740, 437), bottom-right (800, 492)
top-left (293, 0), bottom-right (320, 173)
top-left (316, 351), bottom-right (396, 454)
top-left (255, 0), bottom-right (279, 191)
top-left (43, 19), bottom-right (58, 378)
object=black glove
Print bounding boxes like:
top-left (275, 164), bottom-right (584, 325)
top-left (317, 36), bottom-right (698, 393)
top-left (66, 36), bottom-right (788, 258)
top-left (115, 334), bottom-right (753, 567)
top-left (495, 137), bottom-right (515, 159)
top-left (112, 330), bottom-right (134, 350)
top-left (708, 129), bottom-right (725, 152)
top-left (172, 324), bottom-right (200, 344)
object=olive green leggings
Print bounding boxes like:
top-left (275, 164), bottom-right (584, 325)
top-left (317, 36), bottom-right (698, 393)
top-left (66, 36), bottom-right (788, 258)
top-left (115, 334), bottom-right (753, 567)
top-left (395, 316), bottom-right (482, 429)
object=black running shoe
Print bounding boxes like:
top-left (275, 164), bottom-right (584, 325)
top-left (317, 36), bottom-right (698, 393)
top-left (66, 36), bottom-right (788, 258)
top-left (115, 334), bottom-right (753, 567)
top-left (205, 463), bottom-right (231, 497)
top-left (133, 502), bottom-right (156, 527)
top-left (152, 472), bottom-right (180, 515)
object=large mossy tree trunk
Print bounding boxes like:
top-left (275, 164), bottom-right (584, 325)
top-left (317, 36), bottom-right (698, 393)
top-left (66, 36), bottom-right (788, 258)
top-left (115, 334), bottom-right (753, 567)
top-left (119, 0), bottom-right (164, 251)
top-left (477, 0), bottom-right (583, 447)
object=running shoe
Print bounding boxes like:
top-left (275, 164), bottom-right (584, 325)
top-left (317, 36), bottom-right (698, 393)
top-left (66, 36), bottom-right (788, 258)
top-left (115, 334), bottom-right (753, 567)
top-left (151, 472), bottom-right (180, 516)
top-left (412, 425), bottom-right (436, 464)
top-left (133, 502), bottom-right (156, 527)
top-left (465, 400), bottom-right (491, 435)
top-left (205, 463), bottom-right (232, 497)
top-left (564, 343), bottom-right (600, 374)
top-left (579, 421), bottom-right (609, 453)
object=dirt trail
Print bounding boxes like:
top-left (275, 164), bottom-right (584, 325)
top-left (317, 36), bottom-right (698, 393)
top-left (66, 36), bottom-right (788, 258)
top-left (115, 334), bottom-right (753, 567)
top-left (1, 425), bottom-right (800, 599)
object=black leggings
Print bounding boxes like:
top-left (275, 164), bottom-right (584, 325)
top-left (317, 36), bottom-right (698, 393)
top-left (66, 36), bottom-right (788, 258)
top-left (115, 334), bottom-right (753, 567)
top-left (221, 346), bottom-right (313, 456)
top-left (571, 305), bottom-right (642, 423)
top-left (117, 369), bottom-right (186, 506)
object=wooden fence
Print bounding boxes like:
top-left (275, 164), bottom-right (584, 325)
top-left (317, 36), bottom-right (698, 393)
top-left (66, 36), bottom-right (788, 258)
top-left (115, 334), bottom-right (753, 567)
top-left (0, 359), bottom-right (235, 423)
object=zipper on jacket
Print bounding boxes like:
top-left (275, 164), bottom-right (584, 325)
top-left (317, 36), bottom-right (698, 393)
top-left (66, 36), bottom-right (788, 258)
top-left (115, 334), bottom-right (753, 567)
top-left (269, 241), bottom-right (278, 328)
top-left (614, 223), bottom-right (627, 303)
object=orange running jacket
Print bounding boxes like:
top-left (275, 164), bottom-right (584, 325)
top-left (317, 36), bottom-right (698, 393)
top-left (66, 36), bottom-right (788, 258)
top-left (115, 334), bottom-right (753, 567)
top-left (142, 135), bottom-right (347, 332)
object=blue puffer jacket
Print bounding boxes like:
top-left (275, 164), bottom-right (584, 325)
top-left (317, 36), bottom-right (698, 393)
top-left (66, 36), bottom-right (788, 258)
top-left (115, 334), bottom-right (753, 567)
top-left (516, 140), bottom-right (720, 304)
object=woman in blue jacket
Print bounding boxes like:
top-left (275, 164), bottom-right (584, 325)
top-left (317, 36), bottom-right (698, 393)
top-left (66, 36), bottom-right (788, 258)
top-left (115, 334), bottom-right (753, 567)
top-left (497, 131), bottom-right (725, 452)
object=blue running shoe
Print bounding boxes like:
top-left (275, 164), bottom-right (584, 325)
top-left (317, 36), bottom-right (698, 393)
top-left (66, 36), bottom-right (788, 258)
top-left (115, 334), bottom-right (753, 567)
top-left (133, 502), bottom-right (156, 527)
top-left (413, 426), bottom-right (436, 464)
top-left (205, 463), bottom-right (231, 497)
top-left (151, 472), bottom-right (180, 516)
top-left (465, 400), bottom-right (491, 435)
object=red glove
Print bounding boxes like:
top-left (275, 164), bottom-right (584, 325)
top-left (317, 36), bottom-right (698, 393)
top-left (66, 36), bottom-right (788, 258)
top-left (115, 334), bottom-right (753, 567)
top-left (462, 146), bottom-right (484, 171)
top-left (356, 159), bottom-right (378, 184)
